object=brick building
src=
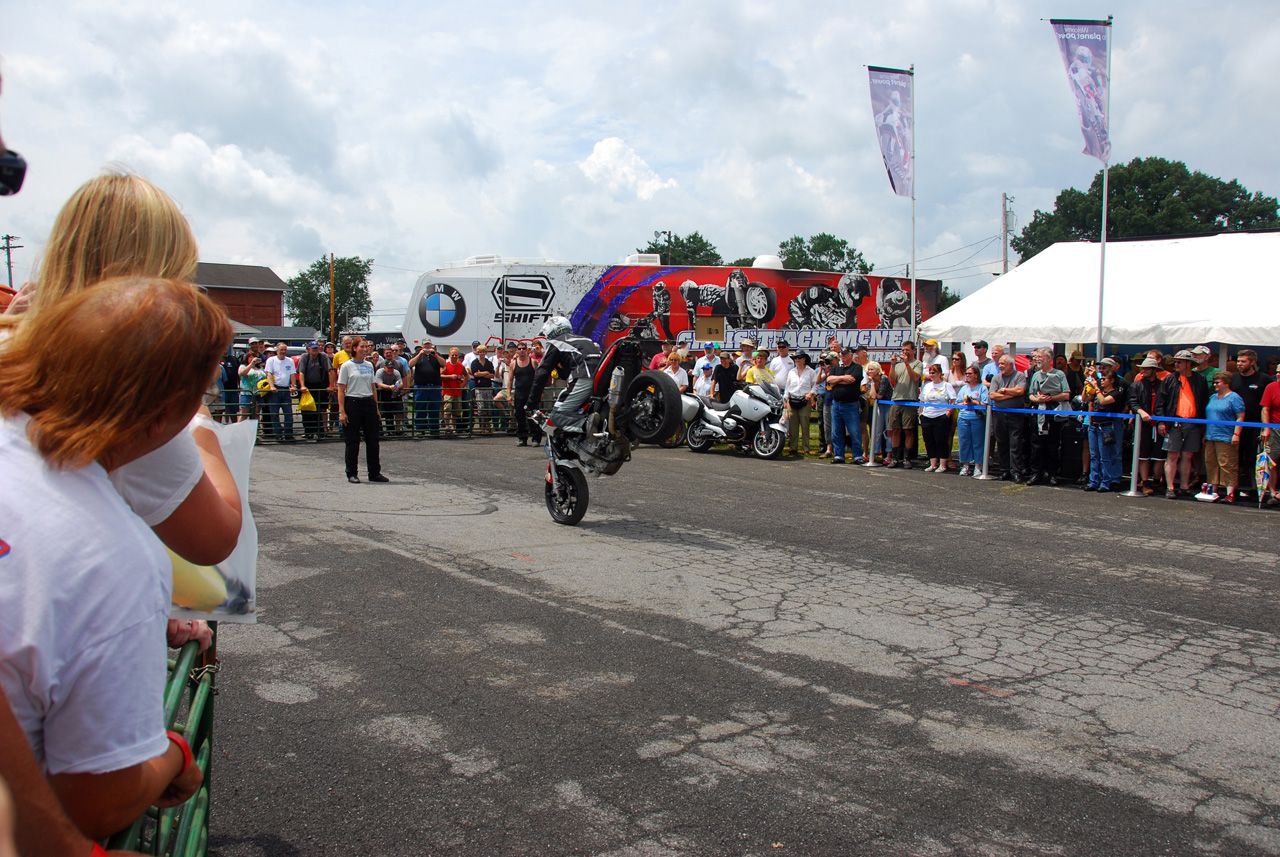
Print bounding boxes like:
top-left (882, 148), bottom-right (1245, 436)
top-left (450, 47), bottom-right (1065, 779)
top-left (196, 262), bottom-right (289, 327)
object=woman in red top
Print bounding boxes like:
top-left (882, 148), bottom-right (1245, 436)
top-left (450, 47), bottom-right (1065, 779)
top-left (441, 347), bottom-right (468, 433)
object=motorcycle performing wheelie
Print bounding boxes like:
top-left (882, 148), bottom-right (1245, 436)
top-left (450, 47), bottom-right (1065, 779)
top-left (529, 316), bottom-right (683, 525)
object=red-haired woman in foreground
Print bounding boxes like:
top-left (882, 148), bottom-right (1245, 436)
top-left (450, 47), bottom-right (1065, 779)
top-left (0, 276), bottom-right (229, 839)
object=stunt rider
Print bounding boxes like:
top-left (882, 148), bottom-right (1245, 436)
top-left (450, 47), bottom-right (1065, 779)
top-left (528, 315), bottom-right (601, 434)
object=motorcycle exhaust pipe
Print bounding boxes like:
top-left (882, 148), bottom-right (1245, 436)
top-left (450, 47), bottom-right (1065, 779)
top-left (606, 366), bottom-right (626, 436)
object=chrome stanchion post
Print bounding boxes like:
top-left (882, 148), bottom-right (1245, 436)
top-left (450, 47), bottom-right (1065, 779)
top-left (864, 399), bottom-right (883, 467)
top-left (977, 400), bottom-right (997, 480)
top-left (1123, 413), bottom-right (1145, 497)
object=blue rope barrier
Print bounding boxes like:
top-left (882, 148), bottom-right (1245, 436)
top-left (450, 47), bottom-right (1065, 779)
top-left (881, 398), bottom-right (1272, 429)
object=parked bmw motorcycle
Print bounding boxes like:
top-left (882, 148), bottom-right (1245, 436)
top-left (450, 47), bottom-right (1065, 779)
top-left (540, 326), bottom-right (682, 525)
top-left (682, 381), bottom-right (787, 459)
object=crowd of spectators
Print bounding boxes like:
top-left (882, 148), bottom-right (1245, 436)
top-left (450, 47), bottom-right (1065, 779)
top-left (233, 333), bottom-right (1280, 507)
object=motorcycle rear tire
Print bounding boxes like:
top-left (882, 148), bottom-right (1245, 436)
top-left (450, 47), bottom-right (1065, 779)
top-left (627, 370), bottom-right (682, 444)
top-left (752, 426), bottom-right (784, 460)
top-left (687, 423), bottom-right (714, 453)
top-left (658, 422), bottom-right (687, 449)
top-left (744, 283), bottom-right (777, 324)
top-left (545, 465), bottom-right (589, 526)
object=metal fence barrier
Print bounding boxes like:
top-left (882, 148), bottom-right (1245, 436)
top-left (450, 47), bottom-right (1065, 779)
top-left (212, 385), bottom-right (563, 443)
top-left (107, 627), bottom-right (217, 856)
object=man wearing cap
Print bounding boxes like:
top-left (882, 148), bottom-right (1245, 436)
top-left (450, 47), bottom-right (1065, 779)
top-left (989, 353), bottom-right (1028, 481)
top-left (1128, 356), bottom-right (1167, 494)
top-left (693, 342), bottom-right (718, 375)
top-left (1192, 345), bottom-right (1219, 386)
top-left (971, 341), bottom-right (994, 378)
top-left (825, 347), bottom-right (864, 464)
top-left (408, 340), bottom-right (447, 435)
top-left (1155, 350), bottom-right (1211, 498)
top-left (298, 340), bottom-right (333, 440)
top-left (921, 339), bottom-right (948, 375)
top-left (887, 341), bottom-right (923, 468)
top-left (1231, 349), bottom-right (1273, 499)
top-left (712, 351), bottom-right (739, 404)
top-left (649, 340), bottom-right (675, 370)
top-left (769, 340), bottom-right (796, 391)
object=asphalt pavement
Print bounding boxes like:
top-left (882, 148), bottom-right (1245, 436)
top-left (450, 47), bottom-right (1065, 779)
top-left (209, 434), bottom-right (1280, 856)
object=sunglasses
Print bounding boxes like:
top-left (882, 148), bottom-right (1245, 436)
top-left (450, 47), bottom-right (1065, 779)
top-left (0, 150), bottom-right (27, 196)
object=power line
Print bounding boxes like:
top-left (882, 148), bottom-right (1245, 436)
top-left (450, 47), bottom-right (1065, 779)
top-left (870, 234), bottom-right (1001, 274)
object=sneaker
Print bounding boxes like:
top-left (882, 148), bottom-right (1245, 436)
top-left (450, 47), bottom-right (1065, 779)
top-left (368, 474), bottom-right (390, 483)
top-left (852, 457), bottom-right (867, 465)
top-left (903, 459), bottom-right (914, 470)
top-left (923, 464), bottom-right (936, 472)
top-left (960, 465), bottom-right (972, 477)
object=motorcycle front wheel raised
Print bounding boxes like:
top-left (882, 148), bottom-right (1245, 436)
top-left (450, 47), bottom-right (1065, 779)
top-left (545, 465), bottom-right (589, 526)
top-left (752, 426), bottom-right (785, 460)
top-left (626, 370), bottom-right (683, 444)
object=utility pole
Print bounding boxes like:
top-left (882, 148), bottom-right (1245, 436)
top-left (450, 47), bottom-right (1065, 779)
top-left (1, 234), bottom-right (22, 291)
top-left (329, 253), bottom-right (336, 343)
top-left (654, 230), bottom-right (673, 266)
top-left (1000, 194), bottom-right (1013, 274)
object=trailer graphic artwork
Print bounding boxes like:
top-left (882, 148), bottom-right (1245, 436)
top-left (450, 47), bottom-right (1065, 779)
top-left (419, 283), bottom-right (467, 338)
top-left (402, 263), bottom-right (939, 361)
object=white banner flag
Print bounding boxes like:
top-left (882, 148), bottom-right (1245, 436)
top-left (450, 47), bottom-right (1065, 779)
top-left (867, 66), bottom-right (913, 198)
top-left (1050, 19), bottom-right (1112, 163)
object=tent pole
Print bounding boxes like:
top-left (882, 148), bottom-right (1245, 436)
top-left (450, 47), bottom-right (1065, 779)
top-left (1123, 413), bottom-right (1144, 497)
top-left (976, 400), bottom-right (997, 480)
top-left (1095, 17), bottom-right (1113, 363)
top-left (909, 64), bottom-right (917, 346)
top-left (1096, 162), bottom-right (1108, 363)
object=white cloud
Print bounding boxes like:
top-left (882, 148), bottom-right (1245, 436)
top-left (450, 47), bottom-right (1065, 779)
top-left (579, 137), bottom-right (678, 201)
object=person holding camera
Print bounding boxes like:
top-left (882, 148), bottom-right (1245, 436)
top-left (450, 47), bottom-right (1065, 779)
top-left (237, 339), bottom-right (268, 429)
top-left (408, 339), bottom-right (447, 436)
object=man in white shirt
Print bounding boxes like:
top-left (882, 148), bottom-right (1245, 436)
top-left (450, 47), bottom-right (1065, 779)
top-left (693, 343), bottom-right (718, 375)
top-left (921, 339), bottom-right (949, 375)
top-left (264, 342), bottom-right (297, 442)
top-left (784, 351), bottom-right (817, 455)
top-left (769, 340), bottom-right (797, 391)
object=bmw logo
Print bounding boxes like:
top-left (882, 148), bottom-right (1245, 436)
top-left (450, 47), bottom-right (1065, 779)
top-left (419, 283), bottom-right (466, 338)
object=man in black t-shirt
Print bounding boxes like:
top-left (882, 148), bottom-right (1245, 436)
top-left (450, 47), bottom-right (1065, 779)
top-left (408, 340), bottom-right (446, 435)
top-left (1231, 348), bottom-right (1273, 498)
top-left (825, 347), bottom-right (865, 463)
top-left (470, 345), bottom-right (497, 431)
top-left (712, 352), bottom-right (739, 404)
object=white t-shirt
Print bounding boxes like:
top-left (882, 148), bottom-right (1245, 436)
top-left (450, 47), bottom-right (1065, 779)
top-left (338, 358), bottom-right (376, 398)
top-left (919, 380), bottom-right (957, 418)
top-left (109, 421), bottom-right (204, 527)
top-left (769, 355), bottom-right (796, 391)
top-left (0, 413), bottom-right (171, 775)
top-left (264, 355), bottom-right (295, 387)
top-left (663, 365), bottom-right (689, 390)
top-left (693, 372), bottom-right (715, 398)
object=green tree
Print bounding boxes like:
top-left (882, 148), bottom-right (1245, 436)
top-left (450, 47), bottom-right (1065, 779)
top-left (778, 233), bottom-right (871, 274)
top-left (730, 256), bottom-right (756, 267)
top-left (284, 255), bottom-right (374, 340)
top-left (938, 283), bottom-right (962, 311)
top-left (1012, 156), bottom-right (1280, 261)
top-left (637, 231), bottom-right (723, 266)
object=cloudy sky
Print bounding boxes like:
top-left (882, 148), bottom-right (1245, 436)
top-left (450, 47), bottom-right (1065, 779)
top-left (4, 1), bottom-right (1278, 328)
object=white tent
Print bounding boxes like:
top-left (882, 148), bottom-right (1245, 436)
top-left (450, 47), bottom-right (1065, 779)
top-left (918, 232), bottom-right (1280, 346)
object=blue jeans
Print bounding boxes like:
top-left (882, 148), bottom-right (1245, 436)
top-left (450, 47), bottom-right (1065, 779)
top-left (958, 416), bottom-right (986, 466)
top-left (1088, 422), bottom-right (1121, 487)
top-left (831, 400), bottom-right (862, 461)
top-left (266, 389), bottom-right (293, 439)
top-left (414, 386), bottom-right (442, 434)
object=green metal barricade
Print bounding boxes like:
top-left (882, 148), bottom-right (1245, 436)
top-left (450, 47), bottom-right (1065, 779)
top-left (107, 625), bottom-right (217, 856)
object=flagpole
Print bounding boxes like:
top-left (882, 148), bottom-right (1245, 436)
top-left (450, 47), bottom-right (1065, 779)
top-left (1095, 16), bottom-right (1113, 362)
top-left (909, 64), bottom-right (917, 344)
